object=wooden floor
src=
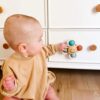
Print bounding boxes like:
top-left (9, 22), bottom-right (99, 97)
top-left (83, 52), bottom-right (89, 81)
top-left (50, 69), bottom-right (100, 100)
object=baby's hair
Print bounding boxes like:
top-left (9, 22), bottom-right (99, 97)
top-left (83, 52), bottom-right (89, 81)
top-left (3, 14), bottom-right (41, 49)
top-left (4, 14), bottom-right (39, 25)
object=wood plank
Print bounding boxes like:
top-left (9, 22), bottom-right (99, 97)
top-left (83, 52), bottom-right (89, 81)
top-left (50, 69), bottom-right (100, 100)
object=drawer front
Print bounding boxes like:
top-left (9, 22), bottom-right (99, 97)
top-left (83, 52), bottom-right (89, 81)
top-left (48, 0), bottom-right (100, 28)
top-left (0, 29), bottom-right (14, 59)
top-left (48, 29), bottom-right (100, 64)
top-left (0, 0), bottom-right (45, 28)
top-left (0, 29), bottom-right (46, 59)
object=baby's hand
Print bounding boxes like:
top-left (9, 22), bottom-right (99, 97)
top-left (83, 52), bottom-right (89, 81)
top-left (3, 75), bottom-right (15, 91)
top-left (58, 42), bottom-right (67, 51)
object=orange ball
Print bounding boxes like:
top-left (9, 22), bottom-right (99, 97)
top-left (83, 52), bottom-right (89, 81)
top-left (77, 45), bottom-right (83, 51)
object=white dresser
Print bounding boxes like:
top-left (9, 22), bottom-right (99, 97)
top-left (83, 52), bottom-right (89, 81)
top-left (47, 0), bottom-right (100, 69)
top-left (0, 0), bottom-right (100, 70)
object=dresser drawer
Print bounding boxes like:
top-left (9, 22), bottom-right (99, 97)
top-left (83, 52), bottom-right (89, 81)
top-left (0, 29), bottom-right (14, 59)
top-left (48, 29), bottom-right (100, 64)
top-left (0, 0), bottom-right (46, 28)
top-left (48, 0), bottom-right (100, 28)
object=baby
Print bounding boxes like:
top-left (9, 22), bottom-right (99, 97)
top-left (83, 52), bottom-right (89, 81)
top-left (0, 14), bottom-right (66, 100)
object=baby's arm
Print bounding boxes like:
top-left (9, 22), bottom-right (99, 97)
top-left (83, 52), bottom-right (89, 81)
top-left (42, 42), bottom-right (67, 57)
top-left (3, 75), bottom-right (15, 91)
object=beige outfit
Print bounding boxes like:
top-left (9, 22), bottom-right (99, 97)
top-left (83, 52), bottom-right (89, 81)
top-left (0, 44), bottom-right (58, 100)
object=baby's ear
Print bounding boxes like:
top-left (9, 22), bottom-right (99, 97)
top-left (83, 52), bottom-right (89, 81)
top-left (18, 43), bottom-right (28, 57)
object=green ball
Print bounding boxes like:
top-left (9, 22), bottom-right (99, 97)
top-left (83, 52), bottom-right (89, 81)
top-left (69, 40), bottom-right (75, 46)
top-left (70, 53), bottom-right (76, 58)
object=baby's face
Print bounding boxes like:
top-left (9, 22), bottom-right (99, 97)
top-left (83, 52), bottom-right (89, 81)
top-left (26, 26), bottom-right (43, 57)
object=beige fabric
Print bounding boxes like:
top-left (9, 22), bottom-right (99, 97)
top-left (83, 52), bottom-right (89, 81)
top-left (0, 44), bottom-right (58, 100)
